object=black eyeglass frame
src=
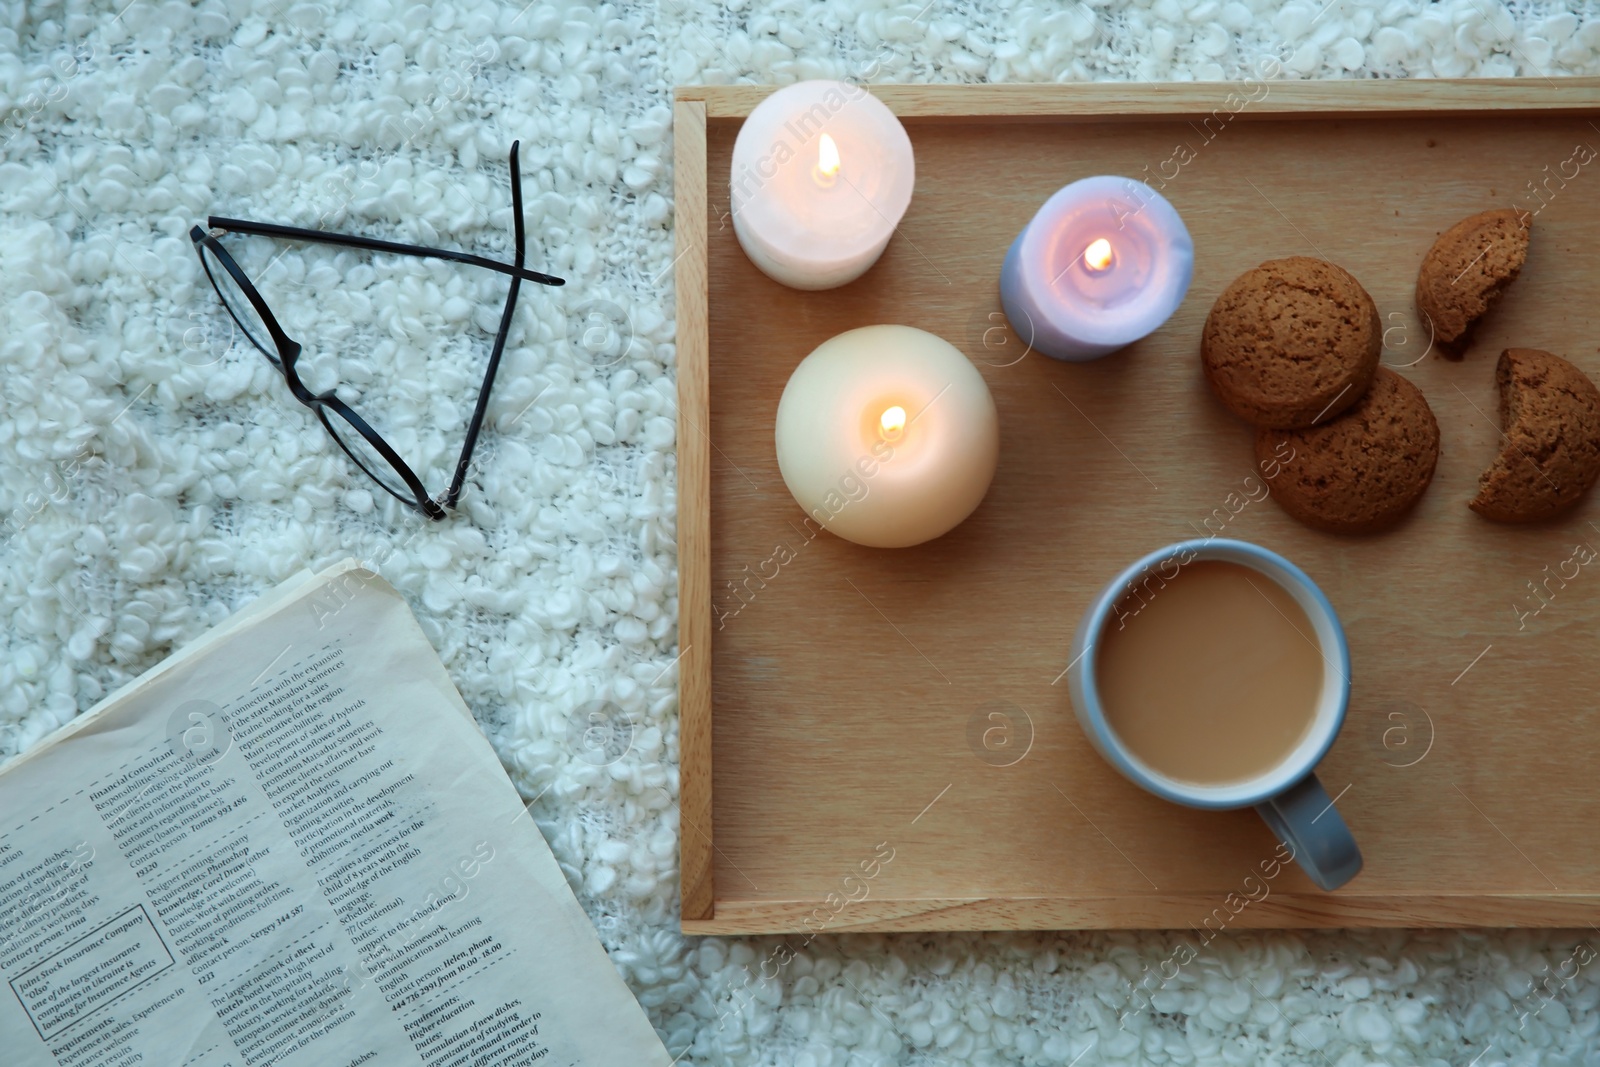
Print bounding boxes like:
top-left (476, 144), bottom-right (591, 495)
top-left (189, 140), bottom-right (562, 520)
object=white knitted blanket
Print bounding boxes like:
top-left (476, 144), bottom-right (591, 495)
top-left (3, 0), bottom-right (1599, 1063)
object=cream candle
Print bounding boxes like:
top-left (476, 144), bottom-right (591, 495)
top-left (730, 81), bottom-right (914, 290)
top-left (774, 325), bottom-right (999, 548)
top-left (999, 175), bottom-right (1194, 361)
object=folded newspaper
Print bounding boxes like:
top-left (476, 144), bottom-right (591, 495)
top-left (0, 560), bottom-right (671, 1067)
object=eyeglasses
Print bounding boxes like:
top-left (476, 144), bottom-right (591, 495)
top-left (190, 141), bottom-right (563, 520)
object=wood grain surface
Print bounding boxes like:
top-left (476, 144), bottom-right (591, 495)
top-left (675, 81), bottom-right (1600, 932)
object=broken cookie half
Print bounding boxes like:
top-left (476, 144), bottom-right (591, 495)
top-left (1470, 348), bottom-right (1600, 523)
top-left (1415, 209), bottom-right (1530, 360)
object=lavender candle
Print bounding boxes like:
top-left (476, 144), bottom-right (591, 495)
top-left (999, 176), bottom-right (1194, 362)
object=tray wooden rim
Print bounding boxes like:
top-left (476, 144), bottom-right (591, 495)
top-left (674, 79), bottom-right (1600, 934)
top-left (675, 78), bottom-right (1600, 119)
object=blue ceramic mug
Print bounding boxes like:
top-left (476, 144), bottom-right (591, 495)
top-left (1066, 538), bottom-right (1362, 891)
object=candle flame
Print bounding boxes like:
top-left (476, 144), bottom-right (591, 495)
top-left (1083, 238), bottom-right (1114, 272)
top-left (817, 133), bottom-right (841, 181)
top-left (879, 405), bottom-right (907, 439)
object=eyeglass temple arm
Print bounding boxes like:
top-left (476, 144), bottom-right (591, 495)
top-left (205, 216), bottom-right (565, 287)
top-left (443, 140), bottom-right (531, 510)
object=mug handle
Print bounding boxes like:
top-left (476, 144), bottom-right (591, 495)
top-left (1253, 773), bottom-right (1363, 891)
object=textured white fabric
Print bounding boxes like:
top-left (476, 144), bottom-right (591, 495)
top-left (4, 0), bottom-right (1600, 1064)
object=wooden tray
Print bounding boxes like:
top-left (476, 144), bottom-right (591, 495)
top-left (674, 80), bottom-right (1600, 933)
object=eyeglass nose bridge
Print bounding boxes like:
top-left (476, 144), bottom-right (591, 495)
top-left (275, 344), bottom-right (321, 401)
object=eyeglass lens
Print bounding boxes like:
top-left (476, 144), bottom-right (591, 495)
top-left (316, 406), bottom-right (421, 503)
top-left (198, 243), bottom-right (278, 364)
